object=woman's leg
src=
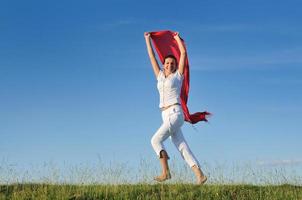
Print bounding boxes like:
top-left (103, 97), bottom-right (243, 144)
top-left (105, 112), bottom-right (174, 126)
top-left (151, 122), bottom-right (171, 181)
top-left (154, 150), bottom-right (171, 182)
top-left (151, 122), bottom-right (171, 158)
top-left (191, 165), bottom-right (207, 185)
top-left (171, 128), bottom-right (207, 184)
top-left (171, 128), bottom-right (200, 167)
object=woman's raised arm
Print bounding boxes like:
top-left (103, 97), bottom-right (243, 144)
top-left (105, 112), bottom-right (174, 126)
top-left (144, 32), bottom-right (160, 78)
top-left (174, 32), bottom-right (186, 75)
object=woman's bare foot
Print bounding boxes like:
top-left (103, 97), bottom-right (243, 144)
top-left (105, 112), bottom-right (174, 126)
top-left (192, 165), bottom-right (207, 185)
top-left (154, 172), bottom-right (171, 182)
top-left (197, 175), bottom-right (207, 185)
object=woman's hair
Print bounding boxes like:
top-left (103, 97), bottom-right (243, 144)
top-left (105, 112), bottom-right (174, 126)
top-left (163, 54), bottom-right (177, 65)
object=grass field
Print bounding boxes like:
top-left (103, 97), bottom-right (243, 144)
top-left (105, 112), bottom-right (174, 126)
top-left (1, 183), bottom-right (302, 200)
top-left (1, 159), bottom-right (301, 199)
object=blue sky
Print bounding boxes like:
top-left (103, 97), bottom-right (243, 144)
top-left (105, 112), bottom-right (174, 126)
top-left (0, 0), bottom-right (301, 183)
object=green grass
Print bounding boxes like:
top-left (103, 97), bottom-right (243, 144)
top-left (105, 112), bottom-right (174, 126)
top-left (1, 159), bottom-right (301, 199)
top-left (1, 183), bottom-right (302, 200)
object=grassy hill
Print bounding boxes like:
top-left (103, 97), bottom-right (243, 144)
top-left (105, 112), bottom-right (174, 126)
top-left (1, 183), bottom-right (301, 200)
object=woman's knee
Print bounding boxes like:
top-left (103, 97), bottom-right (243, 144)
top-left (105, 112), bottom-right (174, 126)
top-left (151, 135), bottom-right (159, 147)
top-left (159, 150), bottom-right (170, 159)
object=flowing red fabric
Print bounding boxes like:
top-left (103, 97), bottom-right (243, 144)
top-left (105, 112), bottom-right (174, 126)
top-left (150, 30), bottom-right (210, 124)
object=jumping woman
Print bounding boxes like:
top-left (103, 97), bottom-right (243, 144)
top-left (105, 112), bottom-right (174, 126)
top-left (144, 31), bottom-right (207, 185)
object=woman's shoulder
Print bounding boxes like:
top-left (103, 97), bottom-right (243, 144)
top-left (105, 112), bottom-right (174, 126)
top-left (174, 70), bottom-right (183, 79)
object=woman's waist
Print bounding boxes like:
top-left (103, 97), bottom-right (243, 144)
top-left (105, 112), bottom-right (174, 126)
top-left (161, 103), bottom-right (181, 111)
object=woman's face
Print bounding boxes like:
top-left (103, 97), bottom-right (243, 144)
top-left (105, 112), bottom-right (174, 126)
top-left (164, 58), bottom-right (176, 73)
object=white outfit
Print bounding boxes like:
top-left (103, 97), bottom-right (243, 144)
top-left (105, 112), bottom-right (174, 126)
top-left (157, 70), bottom-right (183, 108)
top-left (151, 70), bottom-right (200, 167)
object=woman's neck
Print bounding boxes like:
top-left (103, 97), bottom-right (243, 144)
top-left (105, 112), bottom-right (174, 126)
top-left (164, 70), bottom-right (173, 77)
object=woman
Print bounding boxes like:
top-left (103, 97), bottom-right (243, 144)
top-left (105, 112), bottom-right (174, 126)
top-left (144, 32), bottom-right (207, 184)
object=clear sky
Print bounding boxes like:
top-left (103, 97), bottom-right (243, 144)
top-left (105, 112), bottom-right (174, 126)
top-left (0, 0), bottom-right (301, 183)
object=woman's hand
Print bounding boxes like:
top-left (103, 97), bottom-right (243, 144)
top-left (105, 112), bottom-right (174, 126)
top-left (173, 32), bottom-right (180, 39)
top-left (144, 32), bottom-right (150, 40)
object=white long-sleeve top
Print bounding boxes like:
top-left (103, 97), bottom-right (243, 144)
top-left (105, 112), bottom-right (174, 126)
top-left (157, 70), bottom-right (183, 108)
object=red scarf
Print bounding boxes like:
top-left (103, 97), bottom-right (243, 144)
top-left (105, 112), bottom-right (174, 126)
top-left (150, 30), bottom-right (210, 124)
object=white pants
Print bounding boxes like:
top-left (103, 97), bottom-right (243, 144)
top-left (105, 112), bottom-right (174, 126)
top-left (151, 104), bottom-right (200, 167)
